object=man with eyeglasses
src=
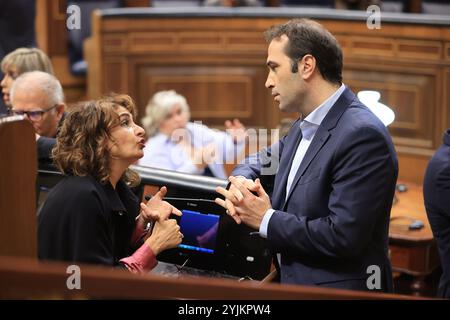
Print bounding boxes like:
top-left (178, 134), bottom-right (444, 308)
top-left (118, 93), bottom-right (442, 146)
top-left (10, 71), bottom-right (66, 164)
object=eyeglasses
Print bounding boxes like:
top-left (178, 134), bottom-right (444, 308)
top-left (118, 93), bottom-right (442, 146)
top-left (11, 104), bottom-right (58, 121)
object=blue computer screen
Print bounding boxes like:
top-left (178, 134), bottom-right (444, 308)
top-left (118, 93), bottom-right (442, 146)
top-left (178, 210), bottom-right (220, 254)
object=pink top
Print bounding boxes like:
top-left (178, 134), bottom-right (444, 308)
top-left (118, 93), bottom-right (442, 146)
top-left (120, 221), bottom-right (157, 274)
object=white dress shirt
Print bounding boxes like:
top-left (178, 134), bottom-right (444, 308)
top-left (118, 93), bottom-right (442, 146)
top-left (139, 122), bottom-right (245, 179)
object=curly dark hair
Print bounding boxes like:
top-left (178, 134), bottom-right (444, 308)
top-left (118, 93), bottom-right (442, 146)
top-left (52, 94), bottom-right (141, 187)
top-left (264, 18), bottom-right (343, 85)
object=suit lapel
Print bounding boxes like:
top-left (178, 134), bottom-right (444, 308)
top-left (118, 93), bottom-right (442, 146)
top-left (282, 87), bottom-right (356, 207)
top-left (271, 121), bottom-right (302, 210)
top-left (284, 127), bottom-right (330, 206)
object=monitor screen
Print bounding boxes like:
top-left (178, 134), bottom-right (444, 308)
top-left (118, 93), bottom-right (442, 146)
top-left (154, 198), bottom-right (224, 272)
top-left (134, 165), bottom-right (272, 280)
top-left (178, 209), bottom-right (220, 254)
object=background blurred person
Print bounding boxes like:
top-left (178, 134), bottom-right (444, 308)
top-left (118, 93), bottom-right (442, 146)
top-left (139, 90), bottom-right (247, 179)
top-left (424, 128), bottom-right (450, 298)
top-left (10, 71), bottom-right (64, 165)
top-left (1, 47), bottom-right (53, 111)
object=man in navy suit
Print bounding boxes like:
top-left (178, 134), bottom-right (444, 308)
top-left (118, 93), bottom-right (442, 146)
top-left (216, 19), bottom-right (398, 292)
top-left (424, 129), bottom-right (450, 298)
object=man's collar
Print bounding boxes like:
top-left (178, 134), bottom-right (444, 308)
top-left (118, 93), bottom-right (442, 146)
top-left (303, 83), bottom-right (346, 127)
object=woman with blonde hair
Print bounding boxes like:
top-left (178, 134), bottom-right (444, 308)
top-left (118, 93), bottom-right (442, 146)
top-left (1, 47), bottom-right (53, 108)
top-left (38, 94), bottom-right (183, 273)
top-left (140, 90), bottom-right (247, 178)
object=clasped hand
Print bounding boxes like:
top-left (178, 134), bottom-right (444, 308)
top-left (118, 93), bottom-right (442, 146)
top-left (139, 186), bottom-right (184, 255)
top-left (138, 186), bottom-right (182, 228)
top-left (215, 176), bottom-right (271, 230)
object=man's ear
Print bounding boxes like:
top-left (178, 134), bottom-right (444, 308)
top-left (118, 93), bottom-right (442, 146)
top-left (55, 103), bottom-right (65, 120)
top-left (299, 54), bottom-right (316, 80)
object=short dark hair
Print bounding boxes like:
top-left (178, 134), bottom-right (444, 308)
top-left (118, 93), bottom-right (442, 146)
top-left (264, 18), bottom-right (343, 85)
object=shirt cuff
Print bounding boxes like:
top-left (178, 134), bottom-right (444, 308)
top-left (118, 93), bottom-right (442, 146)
top-left (120, 244), bottom-right (157, 274)
top-left (259, 208), bottom-right (275, 239)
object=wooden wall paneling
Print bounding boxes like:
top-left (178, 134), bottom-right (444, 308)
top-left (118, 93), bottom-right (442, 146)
top-left (101, 17), bottom-right (271, 33)
top-left (35, 0), bottom-right (88, 103)
top-left (135, 62), bottom-right (266, 128)
top-left (49, 0), bottom-right (68, 56)
top-left (345, 62), bottom-right (438, 158)
top-left (397, 154), bottom-right (432, 184)
top-left (326, 21), bottom-right (450, 42)
top-left (122, 0), bottom-right (149, 7)
top-left (114, 24), bottom-right (270, 128)
top-left (396, 39), bottom-right (442, 61)
top-left (224, 32), bottom-right (266, 52)
top-left (84, 10), bottom-right (102, 100)
top-left (103, 33), bottom-right (129, 53)
top-left (349, 36), bottom-right (396, 58)
top-left (35, 0), bottom-right (50, 52)
top-left (445, 69), bottom-right (450, 131)
top-left (343, 36), bottom-right (443, 62)
top-left (433, 67), bottom-right (445, 153)
top-left (445, 43), bottom-right (450, 61)
top-left (178, 32), bottom-right (225, 52)
top-left (444, 43), bottom-right (450, 133)
top-left (145, 74), bottom-right (254, 118)
top-left (103, 57), bottom-right (128, 95)
top-left (129, 32), bottom-right (177, 52)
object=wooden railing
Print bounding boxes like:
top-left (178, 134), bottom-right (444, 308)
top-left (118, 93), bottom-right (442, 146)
top-left (0, 255), bottom-right (422, 300)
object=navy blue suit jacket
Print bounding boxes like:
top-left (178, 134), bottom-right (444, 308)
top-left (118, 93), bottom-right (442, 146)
top-left (233, 88), bottom-right (398, 292)
top-left (36, 112), bottom-right (66, 165)
top-left (424, 129), bottom-right (450, 298)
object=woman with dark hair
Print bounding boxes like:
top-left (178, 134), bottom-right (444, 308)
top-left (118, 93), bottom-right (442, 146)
top-left (38, 94), bottom-right (183, 273)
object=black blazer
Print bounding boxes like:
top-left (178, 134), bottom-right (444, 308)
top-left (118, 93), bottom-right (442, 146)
top-left (424, 129), bottom-right (450, 298)
top-left (38, 176), bottom-right (139, 267)
top-left (233, 88), bottom-right (398, 292)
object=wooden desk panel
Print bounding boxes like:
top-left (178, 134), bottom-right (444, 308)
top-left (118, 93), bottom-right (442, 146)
top-left (0, 256), bottom-right (423, 299)
top-left (390, 182), bottom-right (433, 243)
top-left (0, 120), bottom-right (37, 258)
